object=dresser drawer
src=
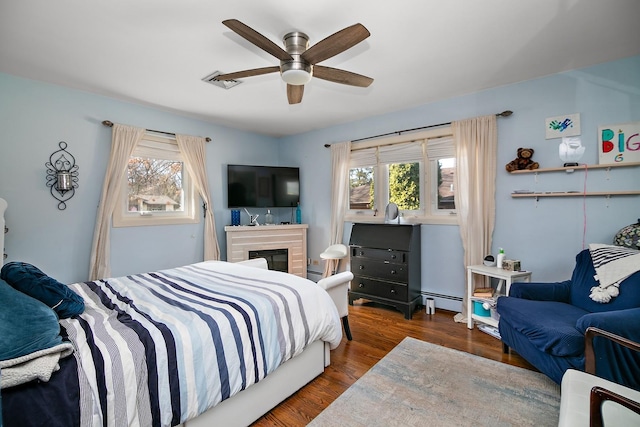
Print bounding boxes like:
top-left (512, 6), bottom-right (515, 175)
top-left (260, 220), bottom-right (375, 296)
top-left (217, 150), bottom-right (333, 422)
top-left (348, 224), bottom-right (421, 319)
top-left (351, 276), bottom-right (408, 302)
top-left (351, 258), bottom-right (408, 283)
top-left (351, 247), bottom-right (406, 263)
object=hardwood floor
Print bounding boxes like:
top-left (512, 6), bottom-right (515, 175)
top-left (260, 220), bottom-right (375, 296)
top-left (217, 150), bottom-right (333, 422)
top-left (252, 301), bottom-right (536, 426)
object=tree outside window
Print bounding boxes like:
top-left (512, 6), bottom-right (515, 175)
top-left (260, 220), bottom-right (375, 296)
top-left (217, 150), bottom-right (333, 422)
top-left (389, 162), bottom-right (420, 210)
top-left (113, 135), bottom-right (197, 227)
top-left (127, 157), bottom-right (184, 212)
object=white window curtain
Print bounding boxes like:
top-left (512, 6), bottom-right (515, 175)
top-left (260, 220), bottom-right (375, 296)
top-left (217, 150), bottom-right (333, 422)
top-left (452, 115), bottom-right (497, 321)
top-left (89, 124), bottom-right (145, 280)
top-left (323, 141), bottom-right (351, 277)
top-left (176, 134), bottom-right (220, 261)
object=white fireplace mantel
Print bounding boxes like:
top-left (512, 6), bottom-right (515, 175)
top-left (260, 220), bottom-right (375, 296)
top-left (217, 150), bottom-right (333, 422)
top-left (224, 224), bottom-right (308, 277)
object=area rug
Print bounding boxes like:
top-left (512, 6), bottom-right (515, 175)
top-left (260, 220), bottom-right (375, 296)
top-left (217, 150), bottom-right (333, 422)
top-left (309, 337), bottom-right (560, 427)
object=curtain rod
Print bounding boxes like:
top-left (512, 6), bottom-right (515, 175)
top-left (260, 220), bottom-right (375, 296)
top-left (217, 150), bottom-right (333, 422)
top-left (323, 110), bottom-right (512, 147)
top-left (101, 120), bottom-right (211, 142)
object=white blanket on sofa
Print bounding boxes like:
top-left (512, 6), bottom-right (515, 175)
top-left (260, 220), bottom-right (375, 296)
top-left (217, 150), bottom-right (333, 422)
top-left (589, 243), bottom-right (640, 303)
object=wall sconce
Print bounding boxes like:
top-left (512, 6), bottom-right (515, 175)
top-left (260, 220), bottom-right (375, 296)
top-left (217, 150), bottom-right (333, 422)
top-left (45, 141), bottom-right (79, 210)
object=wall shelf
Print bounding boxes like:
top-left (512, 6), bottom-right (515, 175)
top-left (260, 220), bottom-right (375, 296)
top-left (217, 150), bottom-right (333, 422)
top-left (510, 161), bottom-right (639, 198)
top-left (511, 191), bottom-right (640, 198)
top-left (509, 161), bottom-right (640, 174)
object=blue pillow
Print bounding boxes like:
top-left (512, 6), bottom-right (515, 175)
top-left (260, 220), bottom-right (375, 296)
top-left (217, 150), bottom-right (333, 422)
top-left (0, 279), bottom-right (63, 360)
top-left (0, 262), bottom-right (84, 319)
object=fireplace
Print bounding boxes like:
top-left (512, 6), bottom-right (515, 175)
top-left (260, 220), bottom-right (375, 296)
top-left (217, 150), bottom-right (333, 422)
top-left (224, 224), bottom-right (308, 278)
top-left (249, 249), bottom-right (288, 272)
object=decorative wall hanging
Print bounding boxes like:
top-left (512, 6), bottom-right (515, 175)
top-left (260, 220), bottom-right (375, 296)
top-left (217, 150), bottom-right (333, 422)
top-left (597, 121), bottom-right (640, 164)
top-left (45, 141), bottom-right (79, 210)
top-left (545, 113), bottom-right (581, 139)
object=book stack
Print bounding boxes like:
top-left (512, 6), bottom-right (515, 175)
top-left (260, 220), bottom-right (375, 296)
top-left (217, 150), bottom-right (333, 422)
top-left (473, 287), bottom-right (494, 298)
top-left (478, 324), bottom-right (501, 339)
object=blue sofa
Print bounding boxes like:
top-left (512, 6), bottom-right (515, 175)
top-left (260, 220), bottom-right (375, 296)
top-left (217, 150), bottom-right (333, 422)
top-left (497, 249), bottom-right (640, 391)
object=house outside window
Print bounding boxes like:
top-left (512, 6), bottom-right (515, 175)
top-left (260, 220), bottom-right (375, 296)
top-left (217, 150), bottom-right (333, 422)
top-left (345, 127), bottom-right (456, 225)
top-left (349, 166), bottom-right (374, 210)
top-left (113, 134), bottom-right (198, 227)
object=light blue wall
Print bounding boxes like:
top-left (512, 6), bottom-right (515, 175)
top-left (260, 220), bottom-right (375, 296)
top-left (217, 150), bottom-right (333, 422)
top-left (280, 55), bottom-right (640, 311)
top-left (0, 73), bottom-right (279, 282)
top-left (1, 55), bottom-right (639, 314)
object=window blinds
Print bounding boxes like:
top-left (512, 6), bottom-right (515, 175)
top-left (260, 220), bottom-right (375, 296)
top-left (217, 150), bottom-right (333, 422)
top-left (134, 134), bottom-right (182, 160)
top-left (425, 136), bottom-right (454, 159)
top-left (378, 140), bottom-right (424, 163)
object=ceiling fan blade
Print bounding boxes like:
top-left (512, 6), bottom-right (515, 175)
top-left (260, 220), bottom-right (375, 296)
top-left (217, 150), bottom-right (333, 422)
top-left (213, 66), bottom-right (280, 81)
top-left (223, 19), bottom-right (293, 61)
top-left (313, 65), bottom-right (373, 87)
top-left (301, 23), bottom-right (370, 65)
top-left (287, 84), bottom-right (304, 104)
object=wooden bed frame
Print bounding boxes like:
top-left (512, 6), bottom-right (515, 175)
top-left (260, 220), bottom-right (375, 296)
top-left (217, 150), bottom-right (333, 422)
top-left (181, 257), bottom-right (352, 427)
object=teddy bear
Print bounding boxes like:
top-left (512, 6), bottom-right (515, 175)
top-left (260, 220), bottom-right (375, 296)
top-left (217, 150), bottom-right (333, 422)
top-left (505, 147), bottom-right (539, 172)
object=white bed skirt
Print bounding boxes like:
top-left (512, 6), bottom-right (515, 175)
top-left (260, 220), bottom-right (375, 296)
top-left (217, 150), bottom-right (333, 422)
top-left (182, 340), bottom-right (329, 427)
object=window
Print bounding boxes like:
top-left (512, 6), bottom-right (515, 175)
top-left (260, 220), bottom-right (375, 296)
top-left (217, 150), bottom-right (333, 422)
top-left (434, 158), bottom-right (456, 212)
top-left (346, 128), bottom-right (456, 224)
top-left (113, 134), bottom-right (198, 227)
top-left (426, 135), bottom-right (456, 216)
top-left (389, 162), bottom-right (420, 210)
top-left (349, 167), bottom-right (374, 210)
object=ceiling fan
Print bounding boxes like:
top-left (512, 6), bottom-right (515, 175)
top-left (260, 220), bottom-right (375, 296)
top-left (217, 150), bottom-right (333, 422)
top-left (213, 19), bottom-right (374, 104)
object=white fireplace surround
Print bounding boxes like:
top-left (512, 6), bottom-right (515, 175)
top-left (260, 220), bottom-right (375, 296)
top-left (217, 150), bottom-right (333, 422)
top-left (225, 224), bottom-right (308, 278)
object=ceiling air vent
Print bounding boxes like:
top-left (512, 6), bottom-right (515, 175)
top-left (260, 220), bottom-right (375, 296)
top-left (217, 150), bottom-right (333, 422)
top-left (202, 71), bottom-right (242, 89)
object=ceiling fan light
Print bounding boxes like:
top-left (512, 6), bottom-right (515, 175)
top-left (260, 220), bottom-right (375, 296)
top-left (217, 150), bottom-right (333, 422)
top-left (281, 69), bottom-right (312, 85)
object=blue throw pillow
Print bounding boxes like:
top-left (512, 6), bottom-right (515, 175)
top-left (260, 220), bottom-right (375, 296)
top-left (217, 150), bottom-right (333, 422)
top-left (0, 262), bottom-right (84, 319)
top-left (0, 279), bottom-right (63, 361)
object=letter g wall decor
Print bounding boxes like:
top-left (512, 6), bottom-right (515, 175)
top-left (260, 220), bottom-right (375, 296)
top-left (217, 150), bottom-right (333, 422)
top-left (45, 141), bottom-right (79, 210)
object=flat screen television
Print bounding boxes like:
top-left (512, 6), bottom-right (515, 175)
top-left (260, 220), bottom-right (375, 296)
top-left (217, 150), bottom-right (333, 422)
top-left (227, 164), bottom-right (300, 208)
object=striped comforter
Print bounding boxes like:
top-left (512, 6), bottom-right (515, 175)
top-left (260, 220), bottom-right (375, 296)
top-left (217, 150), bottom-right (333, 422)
top-left (59, 261), bottom-right (342, 427)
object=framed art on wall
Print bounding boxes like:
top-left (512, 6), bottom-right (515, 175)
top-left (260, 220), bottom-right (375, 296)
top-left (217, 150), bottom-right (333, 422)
top-left (598, 121), bottom-right (640, 164)
top-left (545, 113), bottom-right (581, 139)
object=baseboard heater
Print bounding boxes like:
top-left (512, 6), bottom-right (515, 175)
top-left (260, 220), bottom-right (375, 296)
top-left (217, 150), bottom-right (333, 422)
top-left (420, 291), bottom-right (463, 302)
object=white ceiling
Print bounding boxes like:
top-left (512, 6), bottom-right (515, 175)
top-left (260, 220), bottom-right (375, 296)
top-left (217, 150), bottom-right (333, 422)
top-left (1, 1), bottom-right (639, 137)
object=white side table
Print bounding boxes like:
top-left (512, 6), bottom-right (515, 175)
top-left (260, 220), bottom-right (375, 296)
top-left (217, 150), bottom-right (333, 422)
top-left (466, 265), bottom-right (532, 329)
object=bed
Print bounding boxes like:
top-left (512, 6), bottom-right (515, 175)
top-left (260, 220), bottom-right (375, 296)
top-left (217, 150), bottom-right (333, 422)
top-left (0, 245), bottom-right (352, 427)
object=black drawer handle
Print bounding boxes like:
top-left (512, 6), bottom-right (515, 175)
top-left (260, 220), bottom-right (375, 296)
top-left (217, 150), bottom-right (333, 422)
top-left (359, 265), bottom-right (365, 270)
top-left (359, 251), bottom-right (365, 256)
top-left (358, 283), bottom-right (364, 288)
top-left (391, 254), bottom-right (397, 259)
top-left (390, 289), bottom-right (396, 294)
top-left (390, 269), bottom-right (396, 274)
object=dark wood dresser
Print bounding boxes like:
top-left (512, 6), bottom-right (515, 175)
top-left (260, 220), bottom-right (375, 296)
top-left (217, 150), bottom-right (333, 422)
top-left (348, 223), bottom-right (421, 319)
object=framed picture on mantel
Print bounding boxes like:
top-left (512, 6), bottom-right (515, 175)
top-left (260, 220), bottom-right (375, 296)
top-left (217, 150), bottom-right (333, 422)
top-left (598, 121), bottom-right (640, 164)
